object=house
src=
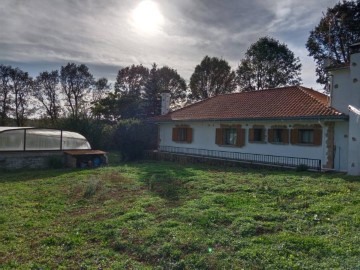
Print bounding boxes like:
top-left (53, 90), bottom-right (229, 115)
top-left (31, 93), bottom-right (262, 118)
top-left (152, 43), bottom-right (360, 175)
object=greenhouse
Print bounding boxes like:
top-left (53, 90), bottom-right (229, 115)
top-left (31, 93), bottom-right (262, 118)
top-left (0, 127), bottom-right (108, 170)
top-left (0, 127), bottom-right (91, 151)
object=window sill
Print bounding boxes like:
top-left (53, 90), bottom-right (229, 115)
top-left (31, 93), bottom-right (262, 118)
top-left (173, 141), bottom-right (191, 144)
top-left (292, 143), bottom-right (320, 146)
top-left (269, 142), bottom-right (289, 145)
top-left (249, 141), bottom-right (266, 144)
top-left (217, 144), bottom-right (241, 148)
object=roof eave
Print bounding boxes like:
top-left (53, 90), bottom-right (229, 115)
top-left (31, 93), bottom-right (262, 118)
top-left (153, 115), bottom-right (349, 123)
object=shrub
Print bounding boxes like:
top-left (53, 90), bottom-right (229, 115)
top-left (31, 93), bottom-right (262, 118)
top-left (113, 119), bottom-right (157, 161)
top-left (83, 177), bottom-right (102, 198)
top-left (296, 164), bottom-right (309, 172)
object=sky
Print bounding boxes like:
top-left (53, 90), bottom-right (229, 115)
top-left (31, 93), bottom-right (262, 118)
top-left (0, 0), bottom-right (340, 90)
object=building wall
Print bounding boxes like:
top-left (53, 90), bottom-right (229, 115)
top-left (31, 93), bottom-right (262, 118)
top-left (330, 69), bottom-right (352, 114)
top-left (329, 49), bottom-right (360, 175)
top-left (158, 120), bottom-right (341, 169)
top-left (350, 52), bottom-right (360, 109)
top-left (348, 111), bottom-right (360, 175)
top-left (0, 151), bottom-right (63, 170)
top-left (333, 121), bottom-right (349, 172)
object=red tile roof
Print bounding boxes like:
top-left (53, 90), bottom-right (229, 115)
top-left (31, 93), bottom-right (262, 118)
top-left (152, 86), bottom-right (346, 122)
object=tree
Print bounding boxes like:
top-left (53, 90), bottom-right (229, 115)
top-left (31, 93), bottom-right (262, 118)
top-left (156, 66), bottom-right (187, 106)
top-left (237, 37), bottom-right (302, 91)
top-left (34, 70), bottom-right (61, 124)
top-left (143, 63), bottom-right (160, 116)
top-left (9, 68), bottom-right (33, 126)
top-left (306, 1), bottom-right (360, 85)
top-left (93, 77), bottom-right (111, 103)
top-left (143, 64), bottom-right (187, 116)
top-left (92, 93), bottom-right (144, 121)
top-left (94, 63), bottom-right (187, 120)
top-left (60, 63), bottom-right (94, 119)
top-left (114, 65), bottom-right (149, 97)
top-left (0, 65), bottom-right (12, 125)
top-left (189, 56), bottom-right (236, 100)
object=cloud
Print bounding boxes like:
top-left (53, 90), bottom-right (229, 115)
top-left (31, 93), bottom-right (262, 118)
top-left (0, 0), bottom-right (340, 88)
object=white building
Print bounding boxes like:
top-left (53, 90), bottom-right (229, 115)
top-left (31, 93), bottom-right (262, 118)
top-left (153, 43), bottom-right (360, 175)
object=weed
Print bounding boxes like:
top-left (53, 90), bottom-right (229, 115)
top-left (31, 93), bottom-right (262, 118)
top-left (296, 164), bottom-right (309, 171)
top-left (83, 177), bottom-right (102, 198)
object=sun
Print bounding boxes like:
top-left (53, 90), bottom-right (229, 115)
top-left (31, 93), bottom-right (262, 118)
top-left (131, 1), bottom-right (164, 35)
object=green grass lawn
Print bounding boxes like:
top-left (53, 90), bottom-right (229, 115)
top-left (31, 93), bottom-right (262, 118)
top-left (0, 161), bottom-right (359, 269)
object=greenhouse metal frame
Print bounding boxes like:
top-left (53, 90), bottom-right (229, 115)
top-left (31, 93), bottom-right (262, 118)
top-left (0, 127), bottom-right (91, 152)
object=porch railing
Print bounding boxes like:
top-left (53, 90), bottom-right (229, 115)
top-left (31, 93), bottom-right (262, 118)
top-left (159, 145), bottom-right (322, 171)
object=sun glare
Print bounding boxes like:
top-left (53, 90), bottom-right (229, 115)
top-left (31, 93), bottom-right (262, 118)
top-left (132, 1), bottom-right (164, 35)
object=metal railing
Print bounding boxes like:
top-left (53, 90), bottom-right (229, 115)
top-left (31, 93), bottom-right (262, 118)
top-left (159, 145), bottom-right (322, 171)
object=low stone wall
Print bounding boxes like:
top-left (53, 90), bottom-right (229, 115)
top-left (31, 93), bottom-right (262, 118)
top-left (0, 151), bottom-right (63, 170)
top-left (144, 150), bottom-right (297, 171)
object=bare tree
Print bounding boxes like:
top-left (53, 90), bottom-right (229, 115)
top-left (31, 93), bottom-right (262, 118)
top-left (60, 63), bottom-right (94, 119)
top-left (0, 65), bottom-right (12, 125)
top-left (9, 68), bottom-right (33, 126)
top-left (34, 70), bottom-right (61, 124)
top-left (93, 77), bottom-right (111, 103)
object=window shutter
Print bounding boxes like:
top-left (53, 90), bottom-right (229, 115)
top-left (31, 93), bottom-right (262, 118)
top-left (282, 129), bottom-right (289, 144)
top-left (313, 128), bottom-right (322, 145)
top-left (215, 128), bottom-right (223, 145)
top-left (186, 128), bottom-right (193, 143)
top-left (236, 127), bottom-right (245, 147)
top-left (268, 129), bottom-right (274, 143)
top-left (172, 128), bottom-right (178, 142)
top-left (249, 128), bottom-right (254, 143)
top-left (290, 129), bottom-right (298, 144)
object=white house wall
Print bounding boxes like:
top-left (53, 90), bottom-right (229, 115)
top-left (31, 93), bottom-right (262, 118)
top-left (348, 110), bottom-right (360, 175)
top-left (350, 52), bottom-right (360, 110)
top-left (159, 121), bottom-right (336, 168)
top-left (333, 121), bottom-right (349, 172)
top-left (330, 69), bottom-right (352, 114)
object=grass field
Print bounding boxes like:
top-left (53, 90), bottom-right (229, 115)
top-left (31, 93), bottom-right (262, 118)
top-left (0, 160), bottom-right (359, 269)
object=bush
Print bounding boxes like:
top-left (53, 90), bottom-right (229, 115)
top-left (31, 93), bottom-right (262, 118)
top-left (113, 119), bottom-right (157, 161)
top-left (83, 177), bottom-right (102, 198)
top-left (296, 164), bottom-right (309, 172)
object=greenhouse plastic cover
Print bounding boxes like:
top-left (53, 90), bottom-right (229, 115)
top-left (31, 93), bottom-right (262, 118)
top-left (0, 127), bottom-right (91, 151)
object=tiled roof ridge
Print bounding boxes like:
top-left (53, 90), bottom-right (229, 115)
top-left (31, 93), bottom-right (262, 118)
top-left (297, 86), bottom-right (342, 115)
top-left (221, 86), bottom-right (297, 96)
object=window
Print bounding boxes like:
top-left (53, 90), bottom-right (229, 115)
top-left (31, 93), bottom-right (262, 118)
top-left (290, 128), bottom-right (322, 146)
top-left (224, 128), bottom-right (237, 145)
top-left (268, 128), bottom-right (289, 144)
top-left (215, 125), bottom-right (245, 147)
top-left (178, 128), bottom-right (187, 142)
top-left (172, 127), bottom-right (192, 143)
top-left (253, 128), bottom-right (263, 142)
top-left (249, 127), bottom-right (265, 143)
top-left (274, 129), bottom-right (283, 143)
top-left (299, 129), bottom-right (314, 144)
